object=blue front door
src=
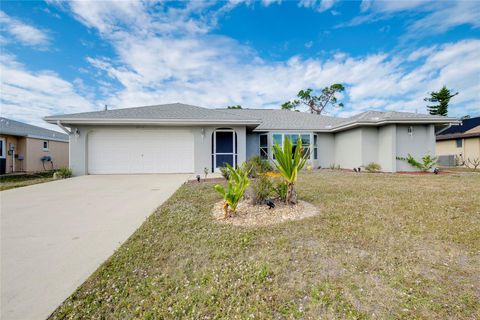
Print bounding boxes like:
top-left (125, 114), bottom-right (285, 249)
top-left (214, 130), bottom-right (235, 171)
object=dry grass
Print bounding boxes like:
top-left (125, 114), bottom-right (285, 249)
top-left (50, 171), bottom-right (480, 319)
top-left (0, 171), bottom-right (55, 191)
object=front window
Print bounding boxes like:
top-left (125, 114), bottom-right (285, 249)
top-left (313, 134), bottom-right (318, 160)
top-left (273, 133), bottom-right (282, 146)
top-left (407, 126), bottom-right (413, 135)
top-left (456, 138), bottom-right (462, 148)
top-left (43, 141), bottom-right (49, 151)
top-left (0, 138), bottom-right (5, 158)
top-left (259, 134), bottom-right (268, 159)
top-left (272, 133), bottom-right (312, 159)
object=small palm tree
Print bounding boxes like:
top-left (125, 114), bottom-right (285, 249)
top-left (214, 164), bottom-right (250, 218)
top-left (272, 136), bottom-right (308, 204)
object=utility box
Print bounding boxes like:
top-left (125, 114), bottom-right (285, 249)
top-left (437, 155), bottom-right (456, 167)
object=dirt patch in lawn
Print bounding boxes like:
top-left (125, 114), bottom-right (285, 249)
top-left (212, 199), bottom-right (319, 226)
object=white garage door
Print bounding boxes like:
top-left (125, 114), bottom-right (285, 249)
top-left (88, 129), bottom-right (194, 174)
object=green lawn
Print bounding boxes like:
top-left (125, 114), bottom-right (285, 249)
top-left (50, 171), bottom-right (480, 319)
top-left (0, 171), bottom-right (55, 191)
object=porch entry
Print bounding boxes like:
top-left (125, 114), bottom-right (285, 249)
top-left (212, 129), bottom-right (237, 172)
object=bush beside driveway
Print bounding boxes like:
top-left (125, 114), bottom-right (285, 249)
top-left (50, 171), bottom-right (480, 319)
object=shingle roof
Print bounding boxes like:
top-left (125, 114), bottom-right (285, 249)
top-left (219, 108), bottom-right (345, 131)
top-left (0, 117), bottom-right (68, 142)
top-left (44, 103), bottom-right (260, 123)
top-left (437, 116), bottom-right (480, 135)
top-left (44, 103), bottom-right (458, 131)
top-left (334, 110), bottom-right (457, 129)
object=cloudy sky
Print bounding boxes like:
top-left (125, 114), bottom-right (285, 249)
top-left (1, 0), bottom-right (479, 130)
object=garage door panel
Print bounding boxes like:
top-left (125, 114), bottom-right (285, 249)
top-left (88, 129), bottom-right (194, 174)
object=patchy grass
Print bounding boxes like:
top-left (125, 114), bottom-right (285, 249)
top-left (0, 171), bottom-right (55, 191)
top-left (50, 171), bottom-right (480, 319)
top-left (439, 166), bottom-right (480, 173)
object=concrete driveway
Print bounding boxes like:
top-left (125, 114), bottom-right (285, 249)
top-left (1, 174), bottom-right (189, 320)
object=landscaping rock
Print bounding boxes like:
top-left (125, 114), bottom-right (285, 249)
top-left (212, 200), bottom-right (319, 226)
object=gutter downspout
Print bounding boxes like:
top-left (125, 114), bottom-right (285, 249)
top-left (435, 123), bottom-right (452, 136)
top-left (56, 121), bottom-right (72, 135)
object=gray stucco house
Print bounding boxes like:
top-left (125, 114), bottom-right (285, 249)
top-left (44, 103), bottom-right (457, 176)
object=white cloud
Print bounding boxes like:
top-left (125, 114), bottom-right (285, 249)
top-left (299, 0), bottom-right (338, 12)
top-left (408, 1), bottom-right (480, 34)
top-left (51, 0), bottom-right (479, 118)
top-left (340, 0), bottom-right (480, 36)
top-left (0, 10), bottom-right (50, 47)
top-left (0, 53), bottom-right (95, 130)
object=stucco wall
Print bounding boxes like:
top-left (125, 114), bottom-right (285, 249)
top-left (396, 124), bottom-right (435, 171)
top-left (0, 135), bottom-right (26, 173)
top-left (67, 125), bottom-right (246, 176)
top-left (315, 133), bottom-right (334, 168)
top-left (0, 135), bottom-right (68, 173)
top-left (436, 137), bottom-right (480, 163)
top-left (330, 124), bottom-right (434, 172)
top-left (465, 137), bottom-right (480, 160)
top-left (25, 138), bottom-right (69, 172)
top-left (436, 139), bottom-right (460, 156)
top-left (334, 128), bottom-right (363, 168)
top-left (377, 125), bottom-right (396, 172)
top-left (246, 133), bottom-right (260, 159)
top-left (362, 127), bottom-right (379, 166)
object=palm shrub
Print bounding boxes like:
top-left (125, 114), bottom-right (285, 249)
top-left (214, 163), bottom-right (250, 218)
top-left (219, 166), bottom-right (230, 180)
top-left (397, 154), bottom-right (437, 172)
top-left (272, 136), bottom-right (308, 204)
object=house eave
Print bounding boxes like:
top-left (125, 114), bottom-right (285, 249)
top-left (0, 131), bottom-right (68, 142)
top-left (44, 118), bottom-right (262, 126)
top-left (251, 118), bottom-right (459, 133)
top-left (330, 118), bottom-right (460, 132)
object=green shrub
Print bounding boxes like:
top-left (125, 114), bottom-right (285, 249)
top-left (251, 175), bottom-right (273, 204)
top-left (272, 136), bottom-right (308, 204)
top-left (397, 154), bottom-right (437, 172)
top-left (219, 166), bottom-right (230, 180)
top-left (214, 163), bottom-right (250, 217)
top-left (274, 179), bottom-right (288, 202)
top-left (55, 167), bottom-right (72, 179)
top-left (365, 162), bottom-right (381, 172)
top-left (245, 155), bottom-right (273, 178)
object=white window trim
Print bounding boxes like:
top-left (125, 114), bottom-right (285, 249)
top-left (259, 133), bottom-right (268, 159)
top-left (213, 129), bottom-right (236, 172)
top-left (270, 132), bottom-right (314, 160)
top-left (0, 138), bottom-right (5, 158)
top-left (43, 140), bottom-right (49, 151)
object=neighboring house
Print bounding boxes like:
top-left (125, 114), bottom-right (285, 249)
top-left (44, 103), bottom-right (457, 176)
top-left (0, 117), bottom-right (69, 174)
top-left (436, 116), bottom-right (480, 166)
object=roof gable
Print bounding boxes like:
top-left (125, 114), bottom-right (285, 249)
top-left (0, 117), bottom-right (68, 142)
